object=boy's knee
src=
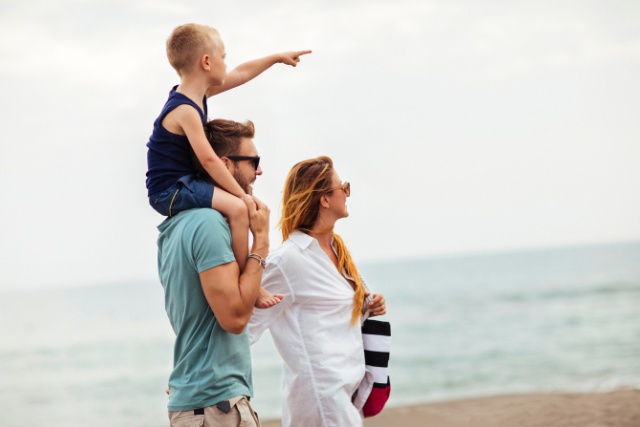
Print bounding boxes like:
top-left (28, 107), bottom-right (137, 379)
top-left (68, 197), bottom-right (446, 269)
top-left (229, 198), bottom-right (249, 220)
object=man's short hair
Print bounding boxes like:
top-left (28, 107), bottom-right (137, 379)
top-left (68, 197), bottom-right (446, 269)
top-left (192, 119), bottom-right (256, 177)
top-left (166, 24), bottom-right (219, 76)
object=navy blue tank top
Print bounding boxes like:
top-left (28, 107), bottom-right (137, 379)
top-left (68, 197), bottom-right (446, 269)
top-left (145, 86), bottom-right (208, 196)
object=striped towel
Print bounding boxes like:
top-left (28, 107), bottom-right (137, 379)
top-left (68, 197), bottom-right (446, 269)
top-left (356, 319), bottom-right (391, 418)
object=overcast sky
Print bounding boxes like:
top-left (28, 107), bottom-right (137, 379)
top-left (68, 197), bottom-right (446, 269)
top-left (1, 0), bottom-right (639, 290)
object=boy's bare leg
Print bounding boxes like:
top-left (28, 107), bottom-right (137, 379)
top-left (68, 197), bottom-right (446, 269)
top-left (227, 215), bottom-right (249, 272)
top-left (211, 188), bottom-right (249, 271)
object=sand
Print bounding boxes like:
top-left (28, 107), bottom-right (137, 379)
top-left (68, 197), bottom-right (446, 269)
top-left (260, 389), bottom-right (640, 427)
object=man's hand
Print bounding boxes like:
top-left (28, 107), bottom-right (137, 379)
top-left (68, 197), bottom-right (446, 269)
top-left (244, 195), bottom-right (270, 239)
top-left (278, 50), bottom-right (312, 67)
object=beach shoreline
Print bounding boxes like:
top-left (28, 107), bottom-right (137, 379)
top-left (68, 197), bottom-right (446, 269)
top-left (260, 388), bottom-right (640, 427)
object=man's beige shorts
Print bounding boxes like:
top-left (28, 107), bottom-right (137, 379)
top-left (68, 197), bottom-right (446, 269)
top-left (168, 395), bottom-right (260, 427)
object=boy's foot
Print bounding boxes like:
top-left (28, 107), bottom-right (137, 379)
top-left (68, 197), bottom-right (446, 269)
top-left (255, 288), bottom-right (283, 309)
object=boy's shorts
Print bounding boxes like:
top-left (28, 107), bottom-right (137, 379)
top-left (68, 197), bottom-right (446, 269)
top-left (149, 175), bottom-right (214, 217)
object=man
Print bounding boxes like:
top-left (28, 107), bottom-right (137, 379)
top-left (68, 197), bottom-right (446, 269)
top-left (157, 118), bottom-right (279, 426)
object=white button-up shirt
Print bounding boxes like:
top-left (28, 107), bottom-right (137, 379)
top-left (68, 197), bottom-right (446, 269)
top-left (249, 230), bottom-right (369, 427)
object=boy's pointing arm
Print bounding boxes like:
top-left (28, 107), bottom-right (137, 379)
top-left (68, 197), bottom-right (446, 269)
top-left (207, 50), bottom-right (312, 97)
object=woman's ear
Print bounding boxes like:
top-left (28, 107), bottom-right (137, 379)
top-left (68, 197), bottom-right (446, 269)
top-left (320, 194), bottom-right (330, 208)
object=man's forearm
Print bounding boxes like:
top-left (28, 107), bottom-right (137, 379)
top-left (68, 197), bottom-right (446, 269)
top-left (237, 233), bottom-right (269, 313)
top-left (248, 232), bottom-right (269, 262)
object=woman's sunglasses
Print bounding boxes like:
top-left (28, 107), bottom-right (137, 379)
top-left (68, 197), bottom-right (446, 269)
top-left (328, 181), bottom-right (350, 197)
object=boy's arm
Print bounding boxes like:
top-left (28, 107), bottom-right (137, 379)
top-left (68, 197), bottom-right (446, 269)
top-left (174, 105), bottom-right (246, 198)
top-left (206, 50), bottom-right (312, 97)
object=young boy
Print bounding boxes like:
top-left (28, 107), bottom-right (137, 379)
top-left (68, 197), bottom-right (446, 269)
top-left (146, 24), bottom-right (310, 307)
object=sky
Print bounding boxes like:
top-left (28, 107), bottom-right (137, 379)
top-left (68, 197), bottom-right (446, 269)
top-left (1, 0), bottom-right (639, 290)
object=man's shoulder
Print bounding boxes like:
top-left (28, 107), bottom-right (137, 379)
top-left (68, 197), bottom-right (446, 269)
top-left (168, 209), bottom-right (234, 261)
top-left (159, 208), bottom-right (228, 235)
top-left (177, 208), bottom-right (226, 223)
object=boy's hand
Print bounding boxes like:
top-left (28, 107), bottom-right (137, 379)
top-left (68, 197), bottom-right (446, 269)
top-left (278, 50), bottom-right (312, 67)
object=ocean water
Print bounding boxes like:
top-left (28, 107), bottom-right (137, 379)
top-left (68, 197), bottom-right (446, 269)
top-left (1, 241), bottom-right (639, 426)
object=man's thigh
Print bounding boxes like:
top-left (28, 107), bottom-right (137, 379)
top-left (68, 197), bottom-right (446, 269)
top-left (168, 396), bottom-right (260, 427)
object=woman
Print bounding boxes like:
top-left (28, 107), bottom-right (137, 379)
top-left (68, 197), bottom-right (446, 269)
top-left (249, 156), bottom-right (386, 427)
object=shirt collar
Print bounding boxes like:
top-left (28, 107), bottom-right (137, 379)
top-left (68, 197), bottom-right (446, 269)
top-left (289, 229), bottom-right (367, 291)
top-left (289, 229), bottom-right (339, 257)
top-left (289, 229), bottom-right (338, 251)
top-left (288, 229), bottom-right (317, 250)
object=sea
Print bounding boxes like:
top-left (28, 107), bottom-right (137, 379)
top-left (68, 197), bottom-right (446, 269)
top-left (1, 241), bottom-right (639, 426)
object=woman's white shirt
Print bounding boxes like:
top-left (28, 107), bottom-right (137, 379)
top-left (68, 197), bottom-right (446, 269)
top-left (249, 230), bottom-right (366, 427)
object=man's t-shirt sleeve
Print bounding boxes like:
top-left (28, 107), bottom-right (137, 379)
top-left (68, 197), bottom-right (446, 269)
top-left (189, 210), bottom-right (236, 273)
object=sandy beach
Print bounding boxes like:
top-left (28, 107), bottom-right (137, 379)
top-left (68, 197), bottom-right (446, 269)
top-left (260, 389), bottom-right (640, 427)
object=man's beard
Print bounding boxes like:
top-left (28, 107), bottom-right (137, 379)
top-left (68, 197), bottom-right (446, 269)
top-left (233, 169), bottom-right (253, 194)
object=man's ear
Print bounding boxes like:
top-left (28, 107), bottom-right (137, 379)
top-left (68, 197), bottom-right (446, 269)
top-left (220, 156), bottom-right (232, 169)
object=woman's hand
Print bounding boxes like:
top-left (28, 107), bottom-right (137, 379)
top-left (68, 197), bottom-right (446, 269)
top-left (367, 293), bottom-right (386, 317)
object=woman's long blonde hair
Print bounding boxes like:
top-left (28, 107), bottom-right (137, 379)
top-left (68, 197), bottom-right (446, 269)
top-left (279, 156), bottom-right (366, 326)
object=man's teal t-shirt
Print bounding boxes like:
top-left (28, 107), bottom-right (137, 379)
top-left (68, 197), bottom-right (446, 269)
top-left (157, 208), bottom-right (253, 411)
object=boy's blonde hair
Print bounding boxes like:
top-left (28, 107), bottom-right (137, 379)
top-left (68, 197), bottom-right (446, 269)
top-left (166, 24), bottom-right (219, 76)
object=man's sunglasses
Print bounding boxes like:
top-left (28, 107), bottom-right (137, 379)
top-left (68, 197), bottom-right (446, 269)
top-left (226, 156), bottom-right (261, 170)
